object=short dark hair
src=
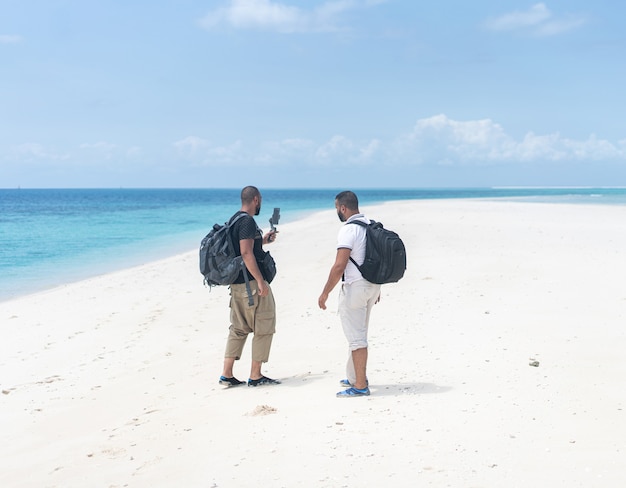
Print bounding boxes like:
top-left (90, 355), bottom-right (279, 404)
top-left (335, 190), bottom-right (359, 211)
top-left (241, 185), bottom-right (260, 204)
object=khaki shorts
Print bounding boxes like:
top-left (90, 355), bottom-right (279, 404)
top-left (338, 279), bottom-right (381, 351)
top-left (225, 281), bottom-right (276, 362)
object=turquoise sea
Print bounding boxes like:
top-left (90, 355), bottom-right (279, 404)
top-left (2, 187), bottom-right (626, 302)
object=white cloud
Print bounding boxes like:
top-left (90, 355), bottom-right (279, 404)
top-left (10, 119), bottom-right (626, 174)
top-left (260, 138), bottom-right (315, 162)
top-left (174, 136), bottom-right (210, 154)
top-left (313, 135), bottom-right (378, 164)
top-left (13, 143), bottom-right (70, 162)
top-left (206, 140), bottom-right (244, 163)
top-left (80, 142), bottom-right (117, 151)
top-left (175, 136), bottom-right (251, 165)
top-left (486, 3), bottom-right (551, 31)
top-left (199, 0), bottom-right (380, 33)
top-left (399, 114), bottom-right (625, 165)
top-left (315, 135), bottom-right (354, 160)
top-left (0, 34), bottom-right (22, 43)
top-left (77, 142), bottom-right (118, 161)
top-left (168, 116), bottom-right (626, 170)
top-left (200, 0), bottom-right (303, 32)
top-left (485, 3), bottom-right (585, 36)
top-left (126, 146), bottom-right (143, 158)
top-left (176, 139), bottom-right (246, 166)
top-left (534, 16), bottom-right (586, 37)
top-left (171, 133), bottom-right (380, 168)
top-left (359, 139), bottom-right (380, 159)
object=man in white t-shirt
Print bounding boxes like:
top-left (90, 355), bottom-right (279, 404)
top-left (318, 191), bottom-right (381, 397)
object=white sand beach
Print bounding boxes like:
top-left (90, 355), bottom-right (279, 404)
top-left (2, 199), bottom-right (626, 488)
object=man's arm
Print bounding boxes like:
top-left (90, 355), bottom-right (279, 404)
top-left (318, 248), bottom-right (351, 310)
top-left (240, 238), bottom-right (268, 296)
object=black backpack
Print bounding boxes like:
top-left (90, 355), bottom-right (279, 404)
top-left (348, 220), bottom-right (406, 284)
top-left (199, 212), bottom-right (254, 304)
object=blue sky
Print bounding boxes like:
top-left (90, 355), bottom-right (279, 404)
top-left (1, 1), bottom-right (625, 188)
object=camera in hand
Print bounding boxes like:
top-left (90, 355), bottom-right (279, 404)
top-left (268, 207), bottom-right (280, 241)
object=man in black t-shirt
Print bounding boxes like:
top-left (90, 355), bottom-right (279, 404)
top-left (219, 186), bottom-right (281, 388)
top-left (230, 210), bottom-right (273, 285)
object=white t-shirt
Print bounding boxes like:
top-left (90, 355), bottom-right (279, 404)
top-left (337, 213), bottom-right (369, 284)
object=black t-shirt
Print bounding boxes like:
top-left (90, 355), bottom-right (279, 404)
top-left (229, 211), bottom-right (265, 283)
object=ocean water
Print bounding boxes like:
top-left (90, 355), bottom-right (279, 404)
top-left (1, 187), bottom-right (625, 302)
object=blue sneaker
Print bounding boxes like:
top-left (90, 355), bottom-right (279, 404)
top-left (248, 376), bottom-right (281, 387)
top-left (336, 386), bottom-right (370, 397)
top-left (339, 379), bottom-right (368, 387)
top-left (219, 376), bottom-right (245, 387)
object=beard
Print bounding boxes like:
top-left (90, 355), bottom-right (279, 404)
top-left (255, 203), bottom-right (261, 216)
top-left (337, 210), bottom-right (346, 222)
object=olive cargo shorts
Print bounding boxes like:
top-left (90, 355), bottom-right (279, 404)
top-left (225, 280), bottom-right (276, 363)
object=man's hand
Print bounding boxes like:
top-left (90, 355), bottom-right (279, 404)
top-left (318, 248), bottom-right (350, 311)
top-left (318, 292), bottom-right (329, 310)
top-left (263, 230), bottom-right (278, 244)
top-left (257, 280), bottom-right (268, 297)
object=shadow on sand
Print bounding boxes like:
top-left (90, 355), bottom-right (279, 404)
top-left (280, 373), bottom-right (451, 397)
top-left (369, 382), bottom-right (452, 396)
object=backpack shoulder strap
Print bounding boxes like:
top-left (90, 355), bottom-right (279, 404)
top-left (227, 211), bottom-right (248, 226)
top-left (226, 211), bottom-right (249, 244)
top-left (347, 219), bottom-right (373, 228)
top-left (347, 219), bottom-right (372, 269)
top-left (227, 211), bottom-right (254, 306)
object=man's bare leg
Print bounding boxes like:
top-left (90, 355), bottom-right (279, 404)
top-left (352, 347), bottom-right (368, 389)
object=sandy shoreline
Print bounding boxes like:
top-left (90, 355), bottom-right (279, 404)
top-left (2, 199), bottom-right (626, 487)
